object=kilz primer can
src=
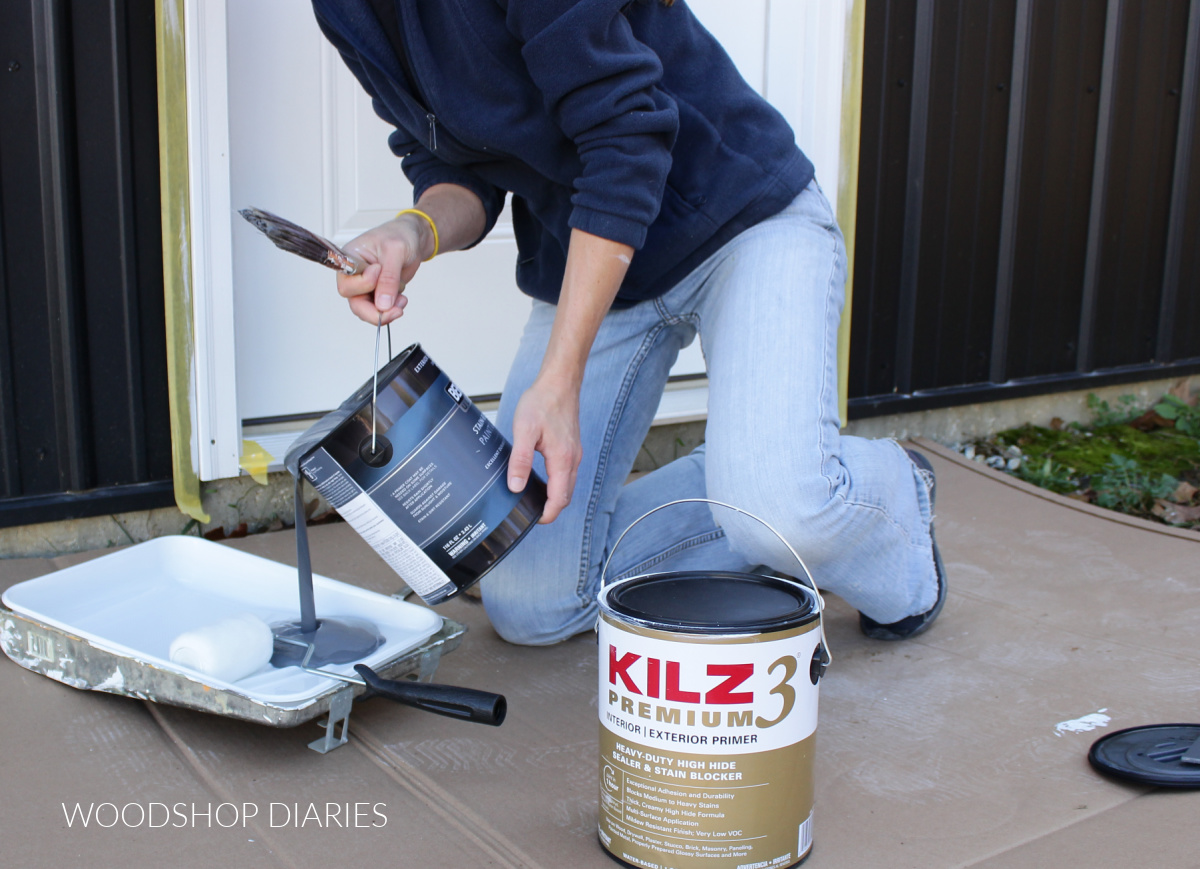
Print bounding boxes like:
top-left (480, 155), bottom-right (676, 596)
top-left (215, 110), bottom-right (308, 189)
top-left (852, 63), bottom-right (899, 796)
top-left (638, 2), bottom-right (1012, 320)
top-left (285, 343), bottom-right (545, 606)
top-left (597, 501), bottom-right (828, 869)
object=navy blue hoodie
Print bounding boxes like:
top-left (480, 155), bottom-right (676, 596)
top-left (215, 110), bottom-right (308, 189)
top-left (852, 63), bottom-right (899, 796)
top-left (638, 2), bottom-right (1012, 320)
top-left (310, 0), bottom-right (814, 306)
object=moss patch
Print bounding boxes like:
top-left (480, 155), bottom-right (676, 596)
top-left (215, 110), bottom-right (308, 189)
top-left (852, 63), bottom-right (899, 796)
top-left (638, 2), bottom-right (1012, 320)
top-left (992, 423), bottom-right (1200, 481)
top-left (963, 392), bottom-right (1200, 528)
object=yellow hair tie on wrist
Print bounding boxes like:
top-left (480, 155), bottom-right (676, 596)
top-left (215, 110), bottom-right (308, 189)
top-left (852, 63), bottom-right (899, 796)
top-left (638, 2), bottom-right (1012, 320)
top-left (396, 208), bottom-right (440, 261)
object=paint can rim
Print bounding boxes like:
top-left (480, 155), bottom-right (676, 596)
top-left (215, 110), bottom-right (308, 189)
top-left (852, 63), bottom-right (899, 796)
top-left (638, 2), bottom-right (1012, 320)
top-left (599, 570), bottom-right (818, 635)
top-left (284, 342), bottom-right (422, 475)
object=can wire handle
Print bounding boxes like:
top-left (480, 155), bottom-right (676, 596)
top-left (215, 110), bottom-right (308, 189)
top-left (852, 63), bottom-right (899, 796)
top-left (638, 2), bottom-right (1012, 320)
top-left (599, 498), bottom-right (831, 670)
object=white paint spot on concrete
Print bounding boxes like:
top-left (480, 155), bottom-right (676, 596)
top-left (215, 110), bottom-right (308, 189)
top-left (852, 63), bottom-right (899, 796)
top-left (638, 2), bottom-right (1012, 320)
top-left (1055, 708), bottom-right (1110, 737)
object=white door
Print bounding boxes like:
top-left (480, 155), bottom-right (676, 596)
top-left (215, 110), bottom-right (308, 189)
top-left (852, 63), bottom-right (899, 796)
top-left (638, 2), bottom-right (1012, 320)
top-left (194, 0), bottom-right (850, 478)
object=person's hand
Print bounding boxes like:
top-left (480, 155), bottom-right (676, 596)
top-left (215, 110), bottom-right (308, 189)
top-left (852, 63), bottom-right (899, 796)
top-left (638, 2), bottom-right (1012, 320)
top-left (504, 227), bottom-right (633, 524)
top-left (507, 376), bottom-right (583, 524)
top-left (336, 214), bottom-right (433, 324)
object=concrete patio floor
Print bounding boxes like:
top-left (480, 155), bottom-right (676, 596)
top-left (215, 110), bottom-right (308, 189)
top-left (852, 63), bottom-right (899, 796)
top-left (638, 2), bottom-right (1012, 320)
top-left (2, 441), bottom-right (1198, 868)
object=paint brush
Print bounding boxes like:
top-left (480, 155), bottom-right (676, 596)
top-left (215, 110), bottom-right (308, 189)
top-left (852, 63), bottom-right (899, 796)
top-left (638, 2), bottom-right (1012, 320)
top-left (241, 206), bottom-right (393, 450)
top-left (238, 207), bottom-right (365, 275)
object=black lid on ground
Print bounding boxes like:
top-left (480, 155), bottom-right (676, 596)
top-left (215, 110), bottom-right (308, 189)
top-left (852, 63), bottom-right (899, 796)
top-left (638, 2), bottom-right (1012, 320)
top-left (605, 572), bottom-right (817, 634)
top-left (1088, 724), bottom-right (1200, 788)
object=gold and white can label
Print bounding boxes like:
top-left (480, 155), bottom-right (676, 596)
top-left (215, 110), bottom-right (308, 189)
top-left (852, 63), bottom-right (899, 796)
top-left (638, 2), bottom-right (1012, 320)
top-left (597, 584), bottom-right (821, 869)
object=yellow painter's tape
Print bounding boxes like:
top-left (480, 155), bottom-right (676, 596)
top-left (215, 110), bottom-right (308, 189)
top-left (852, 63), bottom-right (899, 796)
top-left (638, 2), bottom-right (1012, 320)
top-left (156, 0), bottom-right (209, 523)
top-left (240, 440), bottom-right (274, 486)
top-left (836, 0), bottom-right (866, 429)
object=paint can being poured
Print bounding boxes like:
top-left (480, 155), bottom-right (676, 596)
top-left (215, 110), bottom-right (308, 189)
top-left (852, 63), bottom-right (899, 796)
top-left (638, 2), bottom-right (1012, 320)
top-left (285, 343), bottom-right (546, 606)
top-left (597, 500), bottom-right (829, 869)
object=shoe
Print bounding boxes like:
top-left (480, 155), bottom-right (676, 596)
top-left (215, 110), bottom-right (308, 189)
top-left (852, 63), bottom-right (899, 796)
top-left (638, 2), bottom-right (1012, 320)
top-left (859, 448), bottom-right (947, 640)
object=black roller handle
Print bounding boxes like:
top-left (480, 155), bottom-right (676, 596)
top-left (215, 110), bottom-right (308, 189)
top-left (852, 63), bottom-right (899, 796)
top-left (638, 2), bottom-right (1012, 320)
top-left (354, 664), bottom-right (507, 726)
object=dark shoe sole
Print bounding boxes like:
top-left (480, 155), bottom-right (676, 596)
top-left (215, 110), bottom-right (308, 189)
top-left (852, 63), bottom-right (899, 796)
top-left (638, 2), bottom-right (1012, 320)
top-left (859, 448), bottom-right (947, 641)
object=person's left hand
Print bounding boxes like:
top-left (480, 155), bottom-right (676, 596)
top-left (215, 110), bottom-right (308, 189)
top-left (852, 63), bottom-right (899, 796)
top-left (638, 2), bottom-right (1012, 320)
top-left (506, 375), bottom-right (582, 524)
top-left (504, 227), bottom-right (632, 524)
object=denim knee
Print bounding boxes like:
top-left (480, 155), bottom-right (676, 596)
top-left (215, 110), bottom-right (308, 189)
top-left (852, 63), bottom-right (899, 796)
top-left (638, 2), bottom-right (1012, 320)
top-left (481, 570), bottom-right (596, 646)
top-left (708, 480), bottom-right (847, 573)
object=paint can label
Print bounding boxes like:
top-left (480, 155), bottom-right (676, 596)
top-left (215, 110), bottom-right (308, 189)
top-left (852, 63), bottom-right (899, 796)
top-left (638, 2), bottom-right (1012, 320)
top-left (299, 446), bottom-right (454, 601)
top-left (598, 616), bottom-right (819, 869)
top-left (298, 351), bottom-right (527, 603)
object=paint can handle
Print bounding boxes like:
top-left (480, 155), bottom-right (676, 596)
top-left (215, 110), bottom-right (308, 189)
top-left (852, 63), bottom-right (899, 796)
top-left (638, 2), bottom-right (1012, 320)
top-left (599, 498), bottom-right (831, 670)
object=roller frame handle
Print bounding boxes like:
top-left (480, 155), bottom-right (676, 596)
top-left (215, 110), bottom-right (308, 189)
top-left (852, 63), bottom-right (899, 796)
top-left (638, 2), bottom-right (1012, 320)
top-left (354, 664), bottom-right (507, 726)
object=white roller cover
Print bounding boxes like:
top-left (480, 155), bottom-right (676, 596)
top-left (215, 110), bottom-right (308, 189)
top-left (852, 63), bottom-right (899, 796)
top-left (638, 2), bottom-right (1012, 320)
top-left (169, 613), bottom-right (275, 683)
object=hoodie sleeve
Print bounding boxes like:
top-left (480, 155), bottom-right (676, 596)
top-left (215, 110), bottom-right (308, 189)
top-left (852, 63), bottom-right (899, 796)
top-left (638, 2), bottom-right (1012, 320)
top-left (312, 3), bottom-right (506, 245)
top-left (498, 0), bottom-right (679, 249)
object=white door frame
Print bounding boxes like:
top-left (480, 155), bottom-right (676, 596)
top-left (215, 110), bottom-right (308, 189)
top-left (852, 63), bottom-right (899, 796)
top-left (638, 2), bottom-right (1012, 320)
top-left (182, 0), bottom-right (239, 480)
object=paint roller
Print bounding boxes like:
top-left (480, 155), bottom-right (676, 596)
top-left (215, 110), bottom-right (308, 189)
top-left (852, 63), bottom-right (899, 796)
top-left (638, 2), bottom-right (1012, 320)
top-left (169, 614), bottom-right (506, 726)
top-left (169, 614), bottom-right (274, 684)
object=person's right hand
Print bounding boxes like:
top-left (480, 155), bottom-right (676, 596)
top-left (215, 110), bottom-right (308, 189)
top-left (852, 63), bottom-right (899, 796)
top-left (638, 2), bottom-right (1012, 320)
top-left (336, 213), bottom-right (434, 324)
top-left (507, 374), bottom-right (583, 524)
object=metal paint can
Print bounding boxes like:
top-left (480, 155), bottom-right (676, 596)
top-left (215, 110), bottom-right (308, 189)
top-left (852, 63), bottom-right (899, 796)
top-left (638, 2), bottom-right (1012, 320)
top-left (597, 500), bottom-right (828, 869)
top-left (285, 343), bottom-right (545, 606)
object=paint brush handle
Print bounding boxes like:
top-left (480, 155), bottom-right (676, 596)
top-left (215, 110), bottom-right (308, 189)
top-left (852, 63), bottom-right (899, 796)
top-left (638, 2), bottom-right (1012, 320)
top-left (323, 246), bottom-right (366, 276)
top-left (354, 664), bottom-right (507, 726)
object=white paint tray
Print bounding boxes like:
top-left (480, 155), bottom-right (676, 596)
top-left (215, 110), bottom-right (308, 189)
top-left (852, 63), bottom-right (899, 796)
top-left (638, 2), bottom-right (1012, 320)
top-left (0, 536), bottom-right (451, 719)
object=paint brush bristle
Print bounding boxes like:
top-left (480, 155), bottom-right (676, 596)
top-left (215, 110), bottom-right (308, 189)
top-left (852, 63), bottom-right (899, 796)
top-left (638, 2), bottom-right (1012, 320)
top-left (239, 207), bottom-right (364, 275)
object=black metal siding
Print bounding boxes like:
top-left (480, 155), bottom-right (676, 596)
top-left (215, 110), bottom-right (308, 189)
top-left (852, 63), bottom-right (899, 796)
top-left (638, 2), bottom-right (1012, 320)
top-left (1175, 53), bottom-right (1200, 361)
top-left (853, 0), bottom-right (917, 399)
top-left (0, 0), bottom-right (171, 528)
top-left (851, 0), bottom-right (1200, 417)
top-left (1005, 0), bottom-right (1106, 381)
top-left (908, 0), bottom-right (1016, 392)
top-left (1088, 0), bottom-right (1189, 371)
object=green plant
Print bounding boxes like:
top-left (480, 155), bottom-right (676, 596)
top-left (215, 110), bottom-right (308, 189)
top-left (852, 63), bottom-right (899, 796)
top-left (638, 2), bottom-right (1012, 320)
top-left (1087, 393), bottom-right (1141, 427)
top-left (1014, 456), bottom-right (1078, 494)
top-left (1092, 454), bottom-right (1178, 515)
top-left (1154, 395), bottom-right (1200, 438)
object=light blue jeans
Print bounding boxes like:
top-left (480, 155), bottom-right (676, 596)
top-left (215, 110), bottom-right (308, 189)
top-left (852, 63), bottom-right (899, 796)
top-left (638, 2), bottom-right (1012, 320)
top-left (481, 180), bottom-right (937, 645)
